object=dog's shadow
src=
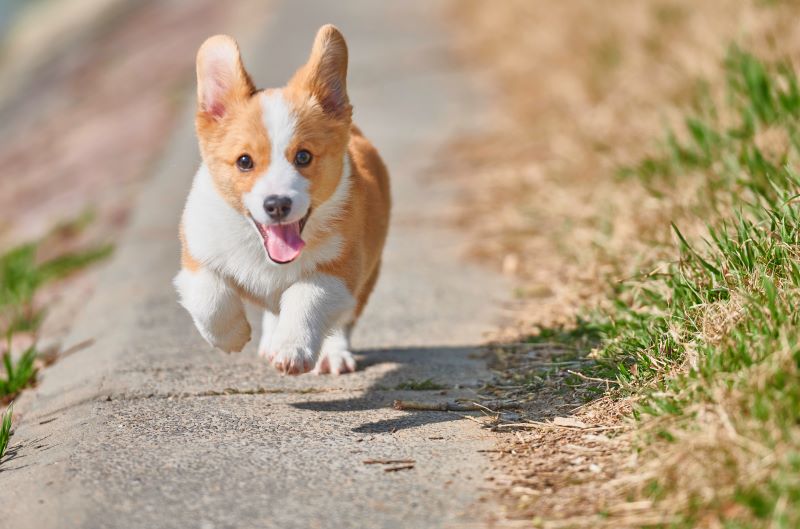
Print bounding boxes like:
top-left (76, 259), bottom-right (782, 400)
top-left (291, 344), bottom-right (488, 434)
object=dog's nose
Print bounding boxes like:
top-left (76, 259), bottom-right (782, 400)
top-left (263, 195), bottom-right (293, 221)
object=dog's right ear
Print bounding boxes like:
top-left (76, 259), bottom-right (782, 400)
top-left (196, 35), bottom-right (254, 120)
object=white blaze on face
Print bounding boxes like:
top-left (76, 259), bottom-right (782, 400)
top-left (242, 91), bottom-right (313, 264)
top-left (242, 91), bottom-right (311, 226)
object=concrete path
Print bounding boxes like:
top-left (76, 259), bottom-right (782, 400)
top-left (2, 2), bottom-right (506, 528)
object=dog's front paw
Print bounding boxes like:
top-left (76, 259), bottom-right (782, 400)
top-left (270, 342), bottom-right (315, 375)
top-left (198, 317), bottom-right (251, 353)
top-left (314, 348), bottom-right (356, 375)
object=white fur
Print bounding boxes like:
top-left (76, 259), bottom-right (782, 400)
top-left (243, 92), bottom-right (311, 225)
top-left (182, 163), bottom-right (349, 304)
top-left (269, 274), bottom-right (355, 373)
top-left (257, 310), bottom-right (278, 357)
top-left (314, 326), bottom-right (356, 375)
top-left (173, 267), bottom-right (251, 352)
top-left (177, 92), bottom-right (356, 371)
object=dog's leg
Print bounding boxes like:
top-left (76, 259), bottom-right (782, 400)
top-left (174, 267), bottom-right (251, 352)
top-left (314, 324), bottom-right (356, 375)
top-left (269, 274), bottom-right (354, 375)
top-left (257, 311), bottom-right (279, 358)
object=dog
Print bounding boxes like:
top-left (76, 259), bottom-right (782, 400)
top-left (174, 25), bottom-right (390, 375)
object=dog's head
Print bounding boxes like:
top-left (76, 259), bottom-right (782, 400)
top-left (195, 25), bottom-right (352, 264)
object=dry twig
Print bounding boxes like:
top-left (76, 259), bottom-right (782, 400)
top-left (363, 459), bottom-right (415, 465)
top-left (392, 400), bottom-right (519, 412)
top-left (384, 464), bottom-right (415, 472)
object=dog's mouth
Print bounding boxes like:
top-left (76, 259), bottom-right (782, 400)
top-left (250, 210), bottom-right (311, 264)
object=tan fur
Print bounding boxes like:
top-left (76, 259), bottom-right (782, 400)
top-left (317, 125), bottom-right (390, 316)
top-left (196, 96), bottom-right (270, 212)
top-left (184, 25), bottom-right (390, 327)
top-left (179, 223), bottom-right (201, 272)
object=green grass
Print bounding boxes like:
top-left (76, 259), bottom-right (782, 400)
top-left (0, 240), bottom-right (113, 334)
top-left (0, 214), bottom-right (112, 400)
top-left (394, 378), bottom-right (447, 391)
top-left (572, 48), bottom-right (800, 527)
top-left (514, 47), bottom-right (800, 526)
top-left (599, 47), bottom-right (800, 401)
top-left (0, 404), bottom-right (12, 462)
top-left (1, 345), bottom-right (37, 401)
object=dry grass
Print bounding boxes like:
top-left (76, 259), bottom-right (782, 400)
top-left (481, 340), bottom-right (638, 527)
top-left (445, 1), bottom-right (800, 527)
top-left (447, 0), bottom-right (800, 331)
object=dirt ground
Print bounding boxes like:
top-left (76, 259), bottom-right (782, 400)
top-left (444, 0), bottom-right (800, 526)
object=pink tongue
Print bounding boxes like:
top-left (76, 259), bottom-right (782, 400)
top-left (265, 222), bottom-right (305, 263)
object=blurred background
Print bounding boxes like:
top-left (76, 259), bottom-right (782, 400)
top-left (0, 0), bottom-right (270, 354)
top-left (0, 0), bottom-right (269, 247)
top-left (2, 0), bottom-right (796, 318)
top-left (2, 1), bottom-right (800, 526)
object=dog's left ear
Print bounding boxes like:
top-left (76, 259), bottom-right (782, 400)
top-left (295, 25), bottom-right (351, 120)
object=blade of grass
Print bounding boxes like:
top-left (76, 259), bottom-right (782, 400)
top-left (0, 404), bottom-right (12, 462)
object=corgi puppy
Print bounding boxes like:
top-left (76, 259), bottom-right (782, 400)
top-left (174, 25), bottom-right (390, 375)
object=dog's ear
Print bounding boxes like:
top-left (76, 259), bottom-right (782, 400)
top-left (196, 35), bottom-right (254, 120)
top-left (295, 25), bottom-right (351, 120)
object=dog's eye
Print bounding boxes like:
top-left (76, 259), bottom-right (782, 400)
top-left (294, 150), bottom-right (313, 167)
top-left (236, 154), bottom-right (254, 172)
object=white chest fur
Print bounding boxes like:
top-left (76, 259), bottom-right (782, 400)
top-left (181, 164), bottom-right (349, 310)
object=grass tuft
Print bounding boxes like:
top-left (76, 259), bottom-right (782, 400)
top-left (0, 213), bottom-right (112, 401)
top-left (579, 48), bottom-right (800, 526)
top-left (0, 404), bottom-right (12, 462)
top-left (1, 345), bottom-right (38, 402)
top-left (0, 241), bottom-right (113, 334)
